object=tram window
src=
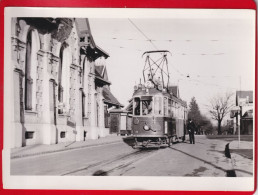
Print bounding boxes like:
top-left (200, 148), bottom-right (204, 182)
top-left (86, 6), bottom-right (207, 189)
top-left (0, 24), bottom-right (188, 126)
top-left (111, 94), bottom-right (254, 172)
top-left (178, 103), bottom-right (180, 117)
top-left (171, 100), bottom-right (174, 116)
top-left (142, 99), bottom-right (153, 115)
top-left (134, 97), bottom-right (140, 115)
top-left (168, 99), bottom-right (172, 116)
top-left (164, 97), bottom-right (168, 116)
top-left (178, 105), bottom-right (180, 118)
top-left (175, 102), bottom-right (178, 117)
top-left (154, 96), bottom-right (162, 115)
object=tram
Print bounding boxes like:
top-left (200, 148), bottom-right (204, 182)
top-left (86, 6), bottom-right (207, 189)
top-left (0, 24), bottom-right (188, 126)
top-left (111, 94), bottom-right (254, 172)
top-left (128, 50), bottom-right (187, 148)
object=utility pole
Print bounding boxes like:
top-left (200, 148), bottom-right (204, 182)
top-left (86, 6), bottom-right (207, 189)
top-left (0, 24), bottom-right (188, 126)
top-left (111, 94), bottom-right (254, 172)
top-left (238, 76), bottom-right (241, 148)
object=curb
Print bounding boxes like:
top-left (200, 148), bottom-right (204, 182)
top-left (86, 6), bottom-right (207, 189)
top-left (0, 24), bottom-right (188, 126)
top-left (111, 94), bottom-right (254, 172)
top-left (11, 139), bottom-right (123, 160)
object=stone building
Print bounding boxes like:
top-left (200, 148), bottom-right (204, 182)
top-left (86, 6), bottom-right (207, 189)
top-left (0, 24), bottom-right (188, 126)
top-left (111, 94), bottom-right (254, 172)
top-left (10, 18), bottom-right (122, 148)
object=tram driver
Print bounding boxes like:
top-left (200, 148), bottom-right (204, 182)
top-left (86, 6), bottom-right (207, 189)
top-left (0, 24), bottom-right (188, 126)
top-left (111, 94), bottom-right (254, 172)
top-left (143, 100), bottom-right (152, 115)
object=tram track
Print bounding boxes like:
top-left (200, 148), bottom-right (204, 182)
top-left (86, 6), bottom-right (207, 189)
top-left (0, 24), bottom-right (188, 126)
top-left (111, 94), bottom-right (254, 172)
top-left (61, 148), bottom-right (160, 176)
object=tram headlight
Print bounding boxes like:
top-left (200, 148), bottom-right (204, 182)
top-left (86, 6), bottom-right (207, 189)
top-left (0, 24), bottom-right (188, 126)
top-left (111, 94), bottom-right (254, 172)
top-left (143, 124), bottom-right (150, 131)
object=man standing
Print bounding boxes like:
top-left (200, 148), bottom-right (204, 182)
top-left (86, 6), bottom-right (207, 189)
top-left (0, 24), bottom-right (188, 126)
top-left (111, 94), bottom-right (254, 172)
top-left (187, 118), bottom-right (196, 144)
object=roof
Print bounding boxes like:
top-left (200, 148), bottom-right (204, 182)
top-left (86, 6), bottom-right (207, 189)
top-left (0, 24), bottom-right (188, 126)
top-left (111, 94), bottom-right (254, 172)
top-left (242, 109), bottom-right (253, 119)
top-left (95, 65), bottom-right (111, 85)
top-left (236, 91), bottom-right (253, 103)
top-left (95, 65), bottom-right (104, 77)
top-left (75, 18), bottom-right (95, 47)
top-left (75, 18), bottom-right (109, 59)
top-left (103, 88), bottom-right (123, 107)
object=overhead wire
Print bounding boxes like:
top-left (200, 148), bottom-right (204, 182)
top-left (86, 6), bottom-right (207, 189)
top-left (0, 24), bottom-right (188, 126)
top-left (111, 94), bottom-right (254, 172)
top-left (128, 18), bottom-right (159, 50)
top-left (113, 20), bottom-right (242, 91)
top-left (127, 19), bottom-right (228, 88)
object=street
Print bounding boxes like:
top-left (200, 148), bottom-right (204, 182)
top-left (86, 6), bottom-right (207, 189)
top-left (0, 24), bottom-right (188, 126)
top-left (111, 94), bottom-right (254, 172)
top-left (11, 135), bottom-right (252, 177)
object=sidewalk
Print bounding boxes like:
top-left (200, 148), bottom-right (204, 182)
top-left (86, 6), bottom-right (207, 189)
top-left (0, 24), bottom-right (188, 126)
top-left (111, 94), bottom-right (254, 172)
top-left (11, 135), bottom-right (123, 159)
top-left (229, 140), bottom-right (253, 177)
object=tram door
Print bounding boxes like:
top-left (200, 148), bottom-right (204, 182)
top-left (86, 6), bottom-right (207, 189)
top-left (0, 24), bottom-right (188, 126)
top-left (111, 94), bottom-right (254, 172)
top-left (110, 113), bottom-right (120, 134)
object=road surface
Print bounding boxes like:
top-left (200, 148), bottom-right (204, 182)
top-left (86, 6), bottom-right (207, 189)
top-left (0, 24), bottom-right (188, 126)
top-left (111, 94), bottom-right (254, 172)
top-left (11, 136), bottom-right (247, 176)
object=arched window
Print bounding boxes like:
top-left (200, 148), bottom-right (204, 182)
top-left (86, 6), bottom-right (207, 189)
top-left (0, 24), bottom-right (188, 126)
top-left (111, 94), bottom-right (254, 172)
top-left (58, 43), bottom-right (71, 114)
top-left (24, 29), bottom-right (39, 111)
top-left (25, 31), bottom-right (32, 110)
top-left (58, 45), bottom-right (64, 113)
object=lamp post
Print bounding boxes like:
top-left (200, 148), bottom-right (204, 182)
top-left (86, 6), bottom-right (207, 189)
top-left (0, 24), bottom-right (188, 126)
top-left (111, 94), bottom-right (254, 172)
top-left (238, 105), bottom-right (242, 148)
top-left (238, 76), bottom-right (241, 148)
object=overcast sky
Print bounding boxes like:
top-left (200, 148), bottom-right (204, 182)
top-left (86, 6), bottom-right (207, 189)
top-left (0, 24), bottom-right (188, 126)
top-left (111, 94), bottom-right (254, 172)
top-left (89, 10), bottom-right (255, 120)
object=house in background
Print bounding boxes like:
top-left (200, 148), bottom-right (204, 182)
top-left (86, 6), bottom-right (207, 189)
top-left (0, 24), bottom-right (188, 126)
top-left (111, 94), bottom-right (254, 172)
top-left (230, 90), bottom-right (253, 135)
top-left (94, 62), bottom-right (123, 136)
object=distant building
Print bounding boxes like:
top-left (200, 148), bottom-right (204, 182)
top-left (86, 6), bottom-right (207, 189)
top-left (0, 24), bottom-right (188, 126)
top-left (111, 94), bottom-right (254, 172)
top-left (94, 63), bottom-right (124, 134)
top-left (10, 18), bottom-right (122, 148)
top-left (230, 91), bottom-right (253, 135)
top-left (225, 119), bottom-right (234, 135)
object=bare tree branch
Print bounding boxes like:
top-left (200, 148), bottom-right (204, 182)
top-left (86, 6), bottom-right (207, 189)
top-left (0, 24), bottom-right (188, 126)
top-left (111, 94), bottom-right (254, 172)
top-left (207, 92), bottom-right (234, 134)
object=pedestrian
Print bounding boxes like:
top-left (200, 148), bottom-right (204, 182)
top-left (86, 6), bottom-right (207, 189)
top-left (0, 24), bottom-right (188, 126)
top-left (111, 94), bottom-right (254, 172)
top-left (187, 118), bottom-right (196, 144)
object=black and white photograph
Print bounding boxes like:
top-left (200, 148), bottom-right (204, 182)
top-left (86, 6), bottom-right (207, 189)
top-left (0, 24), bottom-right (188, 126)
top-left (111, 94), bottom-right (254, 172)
top-left (3, 8), bottom-right (255, 191)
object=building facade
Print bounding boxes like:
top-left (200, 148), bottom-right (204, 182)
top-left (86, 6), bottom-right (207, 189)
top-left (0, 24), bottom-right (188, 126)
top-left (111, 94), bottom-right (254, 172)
top-left (10, 18), bottom-right (122, 148)
top-left (230, 90), bottom-right (253, 135)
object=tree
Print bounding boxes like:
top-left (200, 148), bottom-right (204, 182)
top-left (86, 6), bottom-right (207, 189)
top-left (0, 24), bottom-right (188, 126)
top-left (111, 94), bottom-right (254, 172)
top-left (199, 115), bottom-right (214, 135)
top-left (188, 97), bottom-right (202, 134)
top-left (188, 97), bottom-right (214, 135)
top-left (207, 92), bottom-right (234, 135)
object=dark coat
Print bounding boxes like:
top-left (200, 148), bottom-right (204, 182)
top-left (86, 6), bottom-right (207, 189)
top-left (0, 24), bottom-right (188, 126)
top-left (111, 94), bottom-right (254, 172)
top-left (187, 121), bottom-right (196, 134)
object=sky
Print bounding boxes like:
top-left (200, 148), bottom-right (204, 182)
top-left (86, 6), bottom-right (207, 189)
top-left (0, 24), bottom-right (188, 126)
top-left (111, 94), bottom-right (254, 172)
top-left (88, 10), bottom-right (255, 122)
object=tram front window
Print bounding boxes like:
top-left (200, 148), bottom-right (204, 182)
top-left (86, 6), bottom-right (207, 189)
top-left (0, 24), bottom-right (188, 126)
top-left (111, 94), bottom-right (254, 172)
top-left (141, 96), bottom-right (152, 116)
top-left (134, 96), bottom-right (153, 116)
top-left (142, 99), bottom-right (152, 115)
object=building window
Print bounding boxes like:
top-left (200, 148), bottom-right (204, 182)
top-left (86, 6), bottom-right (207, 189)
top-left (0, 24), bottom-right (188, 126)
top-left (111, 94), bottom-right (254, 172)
top-left (25, 31), bottom-right (33, 110)
top-left (57, 43), bottom-right (71, 114)
top-left (58, 45), bottom-right (64, 114)
top-left (24, 29), bottom-right (40, 111)
top-left (82, 91), bottom-right (86, 117)
top-left (25, 131), bottom-right (34, 139)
